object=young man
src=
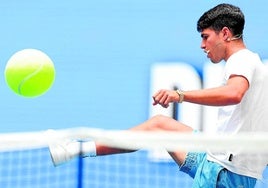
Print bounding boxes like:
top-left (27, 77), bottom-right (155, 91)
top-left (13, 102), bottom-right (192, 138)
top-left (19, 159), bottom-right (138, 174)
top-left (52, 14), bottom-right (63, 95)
top-left (49, 3), bottom-right (268, 187)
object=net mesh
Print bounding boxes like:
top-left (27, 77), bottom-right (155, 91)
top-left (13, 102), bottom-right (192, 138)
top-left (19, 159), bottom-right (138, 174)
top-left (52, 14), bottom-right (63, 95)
top-left (0, 127), bottom-right (268, 188)
top-left (0, 147), bottom-right (79, 188)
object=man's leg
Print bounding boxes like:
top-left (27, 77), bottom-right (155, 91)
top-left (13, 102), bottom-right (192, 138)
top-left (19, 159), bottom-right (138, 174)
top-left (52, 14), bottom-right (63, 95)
top-left (49, 115), bottom-right (193, 166)
top-left (94, 115), bottom-right (193, 166)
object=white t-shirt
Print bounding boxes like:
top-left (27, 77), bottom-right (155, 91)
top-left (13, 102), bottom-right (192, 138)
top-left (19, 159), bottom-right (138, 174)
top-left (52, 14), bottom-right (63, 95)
top-left (207, 49), bottom-right (268, 179)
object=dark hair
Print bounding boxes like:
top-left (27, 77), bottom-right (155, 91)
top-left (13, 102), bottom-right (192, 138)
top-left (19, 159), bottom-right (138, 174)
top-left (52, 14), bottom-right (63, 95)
top-left (197, 3), bottom-right (245, 36)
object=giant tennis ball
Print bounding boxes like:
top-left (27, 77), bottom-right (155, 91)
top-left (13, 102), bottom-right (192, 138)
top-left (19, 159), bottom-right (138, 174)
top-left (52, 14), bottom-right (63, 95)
top-left (5, 49), bottom-right (56, 97)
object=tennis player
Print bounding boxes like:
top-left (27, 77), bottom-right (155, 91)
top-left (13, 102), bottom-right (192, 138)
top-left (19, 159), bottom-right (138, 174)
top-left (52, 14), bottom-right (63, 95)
top-left (49, 3), bottom-right (268, 188)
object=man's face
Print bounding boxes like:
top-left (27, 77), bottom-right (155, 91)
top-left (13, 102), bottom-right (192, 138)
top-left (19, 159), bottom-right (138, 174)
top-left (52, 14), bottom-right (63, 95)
top-left (200, 28), bottom-right (225, 63)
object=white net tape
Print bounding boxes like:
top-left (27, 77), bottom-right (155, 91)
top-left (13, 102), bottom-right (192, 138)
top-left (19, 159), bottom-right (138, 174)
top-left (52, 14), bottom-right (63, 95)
top-left (1, 127), bottom-right (268, 153)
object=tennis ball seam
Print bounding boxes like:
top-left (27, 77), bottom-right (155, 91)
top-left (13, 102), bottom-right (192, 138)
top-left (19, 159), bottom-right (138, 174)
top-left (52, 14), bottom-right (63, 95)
top-left (18, 61), bottom-right (45, 95)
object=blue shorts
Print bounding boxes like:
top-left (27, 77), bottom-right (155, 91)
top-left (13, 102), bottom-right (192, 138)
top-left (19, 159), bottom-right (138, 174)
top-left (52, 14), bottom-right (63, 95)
top-left (179, 152), bottom-right (257, 188)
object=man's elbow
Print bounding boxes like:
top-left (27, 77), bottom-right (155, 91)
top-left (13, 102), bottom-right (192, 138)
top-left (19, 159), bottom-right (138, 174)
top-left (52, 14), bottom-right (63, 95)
top-left (229, 91), bottom-right (244, 104)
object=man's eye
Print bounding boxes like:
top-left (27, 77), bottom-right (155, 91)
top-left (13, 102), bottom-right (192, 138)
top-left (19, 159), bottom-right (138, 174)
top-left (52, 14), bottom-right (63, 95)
top-left (202, 36), bottom-right (208, 40)
top-left (201, 34), bottom-right (208, 40)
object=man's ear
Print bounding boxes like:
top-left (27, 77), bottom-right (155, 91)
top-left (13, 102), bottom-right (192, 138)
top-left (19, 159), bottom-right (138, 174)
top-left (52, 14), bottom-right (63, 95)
top-left (221, 27), bottom-right (231, 41)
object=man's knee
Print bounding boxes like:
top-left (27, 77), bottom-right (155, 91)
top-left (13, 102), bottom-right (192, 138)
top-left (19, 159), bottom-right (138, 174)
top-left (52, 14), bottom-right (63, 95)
top-left (148, 115), bottom-right (173, 130)
top-left (148, 115), bottom-right (192, 132)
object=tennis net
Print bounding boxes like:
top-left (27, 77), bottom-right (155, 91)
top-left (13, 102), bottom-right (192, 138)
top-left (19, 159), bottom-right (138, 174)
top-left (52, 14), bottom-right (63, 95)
top-left (0, 127), bottom-right (268, 188)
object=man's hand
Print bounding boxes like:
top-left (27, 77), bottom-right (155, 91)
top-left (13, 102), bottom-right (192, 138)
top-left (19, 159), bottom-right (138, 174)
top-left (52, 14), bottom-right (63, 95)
top-left (152, 89), bottom-right (179, 108)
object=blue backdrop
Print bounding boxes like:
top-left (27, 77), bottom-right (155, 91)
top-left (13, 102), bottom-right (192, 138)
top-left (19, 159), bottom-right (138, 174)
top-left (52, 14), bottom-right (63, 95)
top-left (0, 0), bottom-right (268, 132)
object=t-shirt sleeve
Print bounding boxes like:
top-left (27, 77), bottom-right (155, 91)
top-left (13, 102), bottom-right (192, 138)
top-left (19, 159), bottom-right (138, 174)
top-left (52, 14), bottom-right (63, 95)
top-left (224, 52), bottom-right (257, 85)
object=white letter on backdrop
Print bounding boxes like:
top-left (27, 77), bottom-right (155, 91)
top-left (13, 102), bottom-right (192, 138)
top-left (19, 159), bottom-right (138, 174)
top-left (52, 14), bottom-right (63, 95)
top-left (149, 63), bottom-right (202, 161)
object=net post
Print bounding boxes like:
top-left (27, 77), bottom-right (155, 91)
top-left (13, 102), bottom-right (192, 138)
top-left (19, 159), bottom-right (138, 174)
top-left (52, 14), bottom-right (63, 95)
top-left (77, 141), bottom-right (84, 188)
top-left (173, 86), bottom-right (179, 120)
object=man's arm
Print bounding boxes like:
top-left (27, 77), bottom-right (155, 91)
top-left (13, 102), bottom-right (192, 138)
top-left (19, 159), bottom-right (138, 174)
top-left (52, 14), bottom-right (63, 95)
top-left (153, 75), bottom-right (249, 107)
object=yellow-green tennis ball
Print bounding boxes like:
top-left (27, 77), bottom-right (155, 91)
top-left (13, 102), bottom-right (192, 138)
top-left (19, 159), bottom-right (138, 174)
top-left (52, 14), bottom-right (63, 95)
top-left (5, 49), bottom-right (56, 97)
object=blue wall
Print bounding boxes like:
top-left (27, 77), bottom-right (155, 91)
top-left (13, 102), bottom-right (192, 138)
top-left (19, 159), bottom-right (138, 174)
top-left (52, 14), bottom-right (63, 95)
top-left (0, 0), bottom-right (268, 132)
